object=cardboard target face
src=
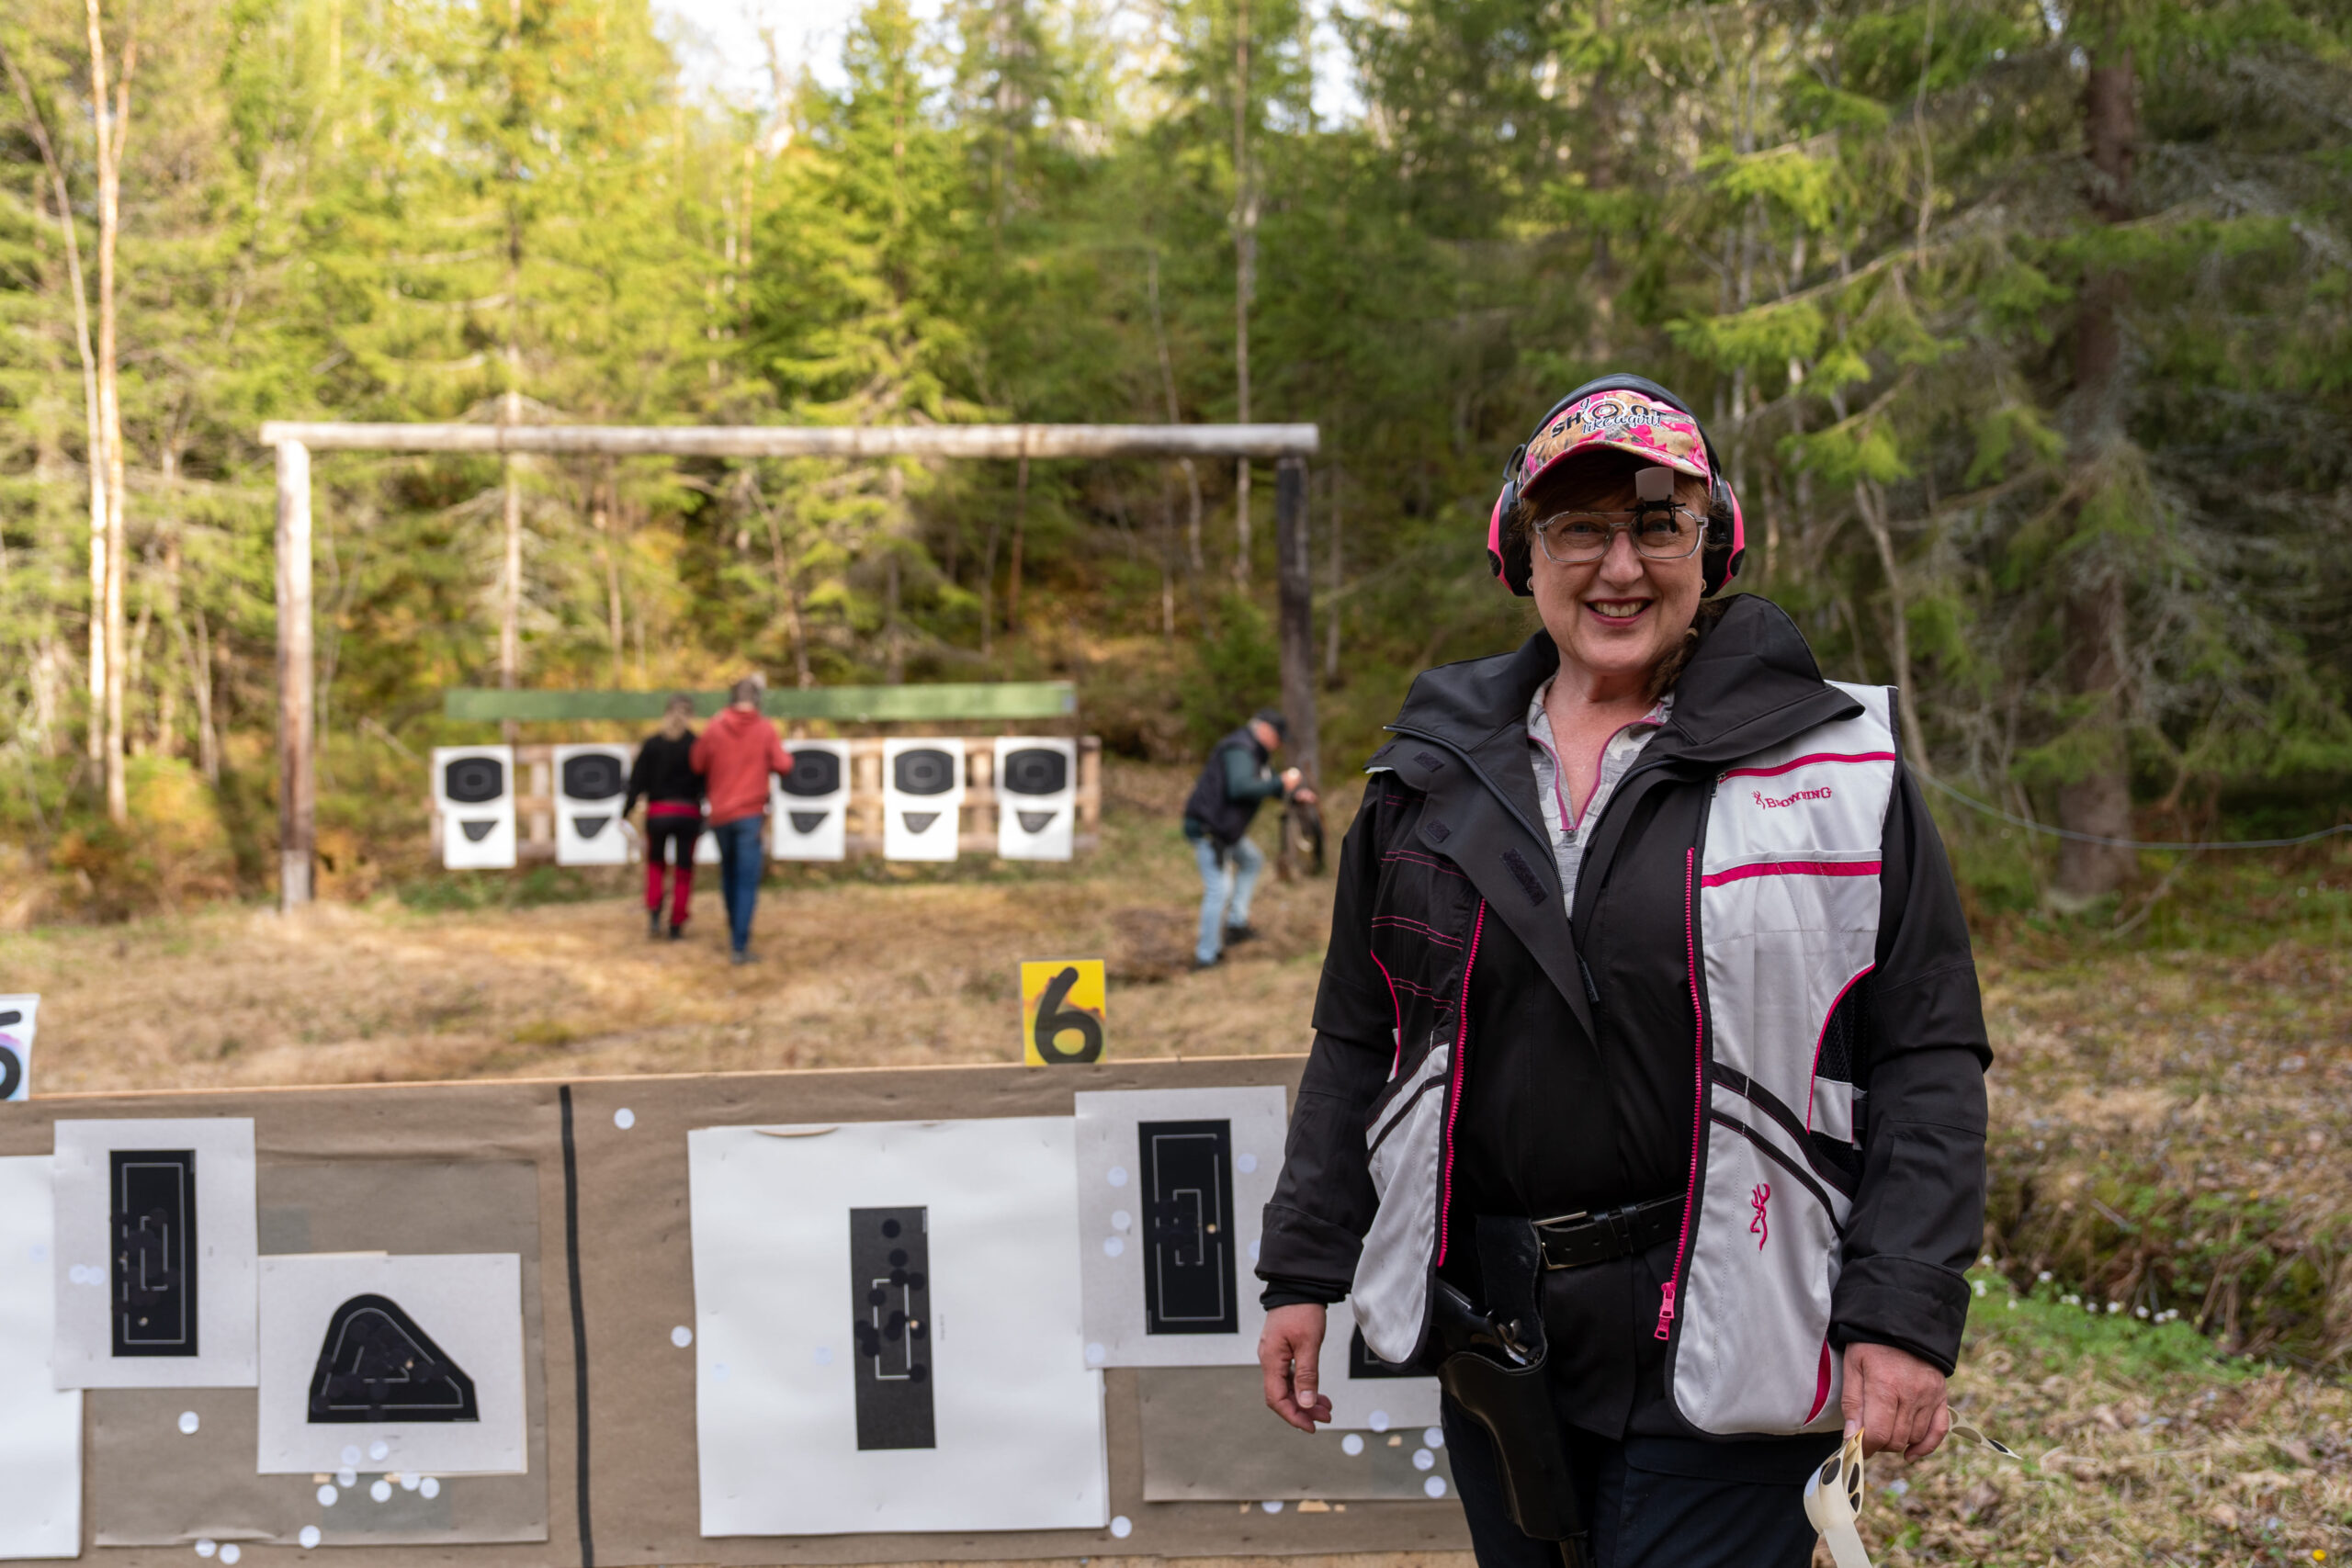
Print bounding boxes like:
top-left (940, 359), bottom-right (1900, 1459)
top-left (431, 746), bottom-right (516, 870)
top-left (993, 738), bottom-right (1076, 861)
top-left (0, 994), bottom-right (36, 1102)
top-left (1072, 1086), bottom-right (1287, 1368)
top-left (553, 744), bottom-right (632, 866)
top-left (771, 739), bottom-right (852, 863)
top-left (1321, 1299), bottom-right (1442, 1430)
top-left (881, 739), bottom-right (965, 862)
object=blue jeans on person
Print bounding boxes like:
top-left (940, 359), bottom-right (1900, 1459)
top-left (711, 815), bottom-right (766, 954)
top-left (1192, 833), bottom-right (1263, 964)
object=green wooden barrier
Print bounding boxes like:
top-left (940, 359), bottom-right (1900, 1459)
top-left (442, 682), bottom-right (1078, 724)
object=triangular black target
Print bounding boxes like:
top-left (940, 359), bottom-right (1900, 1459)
top-left (459, 820), bottom-right (497, 843)
top-left (901, 812), bottom-right (940, 833)
top-left (308, 1294), bottom-right (480, 1424)
top-left (1016, 810), bottom-right (1057, 833)
top-left (573, 814), bottom-right (611, 840)
top-left (789, 811), bottom-right (829, 834)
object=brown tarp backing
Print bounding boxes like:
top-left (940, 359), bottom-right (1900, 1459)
top-left (4, 1055), bottom-right (1472, 1567)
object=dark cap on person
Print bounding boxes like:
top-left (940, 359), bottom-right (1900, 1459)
top-left (1252, 708), bottom-right (1289, 740)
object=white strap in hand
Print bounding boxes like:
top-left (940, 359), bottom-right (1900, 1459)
top-left (1804, 1425), bottom-right (2020, 1568)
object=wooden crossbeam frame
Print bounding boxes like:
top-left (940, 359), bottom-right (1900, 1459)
top-left (262, 422), bottom-right (1319, 911)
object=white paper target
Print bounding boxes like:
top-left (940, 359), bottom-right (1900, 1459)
top-left (1073, 1086), bottom-right (1286, 1367)
top-left (256, 1253), bottom-right (527, 1475)
top-left (52, 1118), bottom-right (258, 1389)
top-left (0, 1156), bottom-right (83, 1558)
top-left (0, 994), bottom-right (37, 1102)
top-left (1321, 1298), bottom-right (1441, 1431)
top-left (432, 746), bottom-right (516, 870)
top-left (881, 739), bottom-right (965, 862)
top-left (553, 744), bottom-right (632, 866)
top-left (993, 738), bottom-right (1076, 862)
top-left (686, 1118), bottom-right (1106, 1536)
top-left (772, 740), bottom-right (852, 863)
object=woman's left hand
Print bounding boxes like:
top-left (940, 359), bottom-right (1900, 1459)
top-left (1840, 1340), bottom-right (1951, 1459)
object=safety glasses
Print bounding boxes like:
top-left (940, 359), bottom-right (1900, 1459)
top-left (1530, 507), bottom-right (1707, 565)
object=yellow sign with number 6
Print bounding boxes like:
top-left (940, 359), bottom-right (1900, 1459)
top-left (1020, 960), bottom-right (1106, 1065)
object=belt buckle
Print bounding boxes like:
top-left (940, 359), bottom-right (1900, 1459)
top-left (1532, 1210), bottom-right (1589, 1270)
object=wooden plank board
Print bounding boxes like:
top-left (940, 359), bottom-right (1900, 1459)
top-left (444, 683), bottom-right (1078, 724)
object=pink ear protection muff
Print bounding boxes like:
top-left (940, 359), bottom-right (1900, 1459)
top-left (1485, 374), bottom-right (1747, 598)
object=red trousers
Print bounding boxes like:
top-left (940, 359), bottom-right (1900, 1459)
top-left (644, 810), bottom-right (700, 925)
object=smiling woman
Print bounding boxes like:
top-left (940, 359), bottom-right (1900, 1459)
top-left (1252, 378), bottom-right (1996, 1568)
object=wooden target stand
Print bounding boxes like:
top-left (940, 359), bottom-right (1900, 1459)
top-left (261, 422), bottom-right (1321, 911)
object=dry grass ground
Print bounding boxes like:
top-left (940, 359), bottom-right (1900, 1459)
top-left (3, 763), bottom-right (2347, 1565)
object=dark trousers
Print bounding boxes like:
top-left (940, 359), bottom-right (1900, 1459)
top-left (711, 815), bottom-right (765, 953)
top-left (1441, 1397), bottom-right (1829, 1568)
top-left (643, 814), bottom-right (700, 925)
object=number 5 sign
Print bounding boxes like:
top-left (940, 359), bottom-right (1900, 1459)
top-left (1020, 961), bottom-right (1105, 1065)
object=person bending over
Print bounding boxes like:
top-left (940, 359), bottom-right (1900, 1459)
top-left (1181, 708), bottom-right (1316, 970)
top-left (1254, 378), bottom-right (1989, 1568)
top-left (690, 675), bottom-right (794, 965)
top-left (624, 694), bottom-right (706, 940)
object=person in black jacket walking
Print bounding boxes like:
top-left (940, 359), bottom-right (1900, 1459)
top-left (1182, 709), bottom-right (1316, 969)
top-left (1254, 379), bottom-right (1989, 1568)
top-left (624, 694), bottom-right (705, 940)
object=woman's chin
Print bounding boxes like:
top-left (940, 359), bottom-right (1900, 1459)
top-left (1561, 629), bottom-right (1667, 677)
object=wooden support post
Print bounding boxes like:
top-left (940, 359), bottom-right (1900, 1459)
top-left (275, 440), bottom-right (315, 911)
top-left (1274, 456), bottom-right (1318, 787)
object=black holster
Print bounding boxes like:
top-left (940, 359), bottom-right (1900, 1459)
top-left (1429, 1217), bottom-right (1592, 1568)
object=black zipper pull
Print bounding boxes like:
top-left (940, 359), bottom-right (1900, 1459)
top-left (1577, 954), bottom-right (1600, 1004)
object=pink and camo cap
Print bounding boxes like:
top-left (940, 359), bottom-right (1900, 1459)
top-left (1517, 389), bottom-right (1712, 493)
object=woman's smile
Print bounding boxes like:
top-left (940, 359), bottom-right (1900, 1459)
top-left (1584, 597), bottom-right (1654, 626)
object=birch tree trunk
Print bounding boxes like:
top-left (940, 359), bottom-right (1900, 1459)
top-left (85, 0), bottom-right (133, 825)
top-left (1229, 0), bottom-right (1255, 590)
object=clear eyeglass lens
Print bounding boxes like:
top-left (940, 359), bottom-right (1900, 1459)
top-left (1534, 508), bottom-right (1702, 563)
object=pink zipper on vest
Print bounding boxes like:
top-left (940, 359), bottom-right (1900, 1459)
top-left (1434, 898), bottom-right (1487, 1268)
top-left (1655, 848), bottom-right (1705, 1340)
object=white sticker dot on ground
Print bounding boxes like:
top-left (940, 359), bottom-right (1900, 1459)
top-left (1102, 1235), bottom-right (1125, 1258)
top-left (1424, 1476), bottom-right (1447, 1499)
top-left (1237, 1153), bottom-right (1258, 1173)
top-left (370, 1480), bottom-right (392, 1503)
top-left (315, 1486), bottom-right (337, 1507)
top-left (671, 1325), bottom-right (693, 1348)
top-left (1110, 1516), bottom-right (1133, 1540)
top-left (1424, 1427), bottom-right (1445, 1449)
top-left (1261, 1500), bottom-right (1283, 1514)
top-left (220, 1544), bottom-right (242, 1564)
top-left (369, 1440), bottom-right (389, 1461)
top-left (196, 1541), bottom-right (217, 1559)
top-left (1107, 1165), bottom-right (1128, 1187)
top-left (178, 1410), bottom-right (200, 1435)
top-left (614, 1108), bottom-right (636, 1131)
top-left (1412, 1448), bottom-right (1434, 1471)
top-left (1369, 1410), bottom-right (1389, 1432)
top-left (340, 1446), bottom-right (360, 1467)
top-left (299, 1526), bottom-right (322, 1550)
top-left (419, 1478), bottom-right (440, 1500)
top-left (1111, 1210), bottom-right (1131, 1232)
top-left (1085, 1343), bottom-right (1106, 1366)
top-left (1340, 1434), bottom-right (1364, 1457)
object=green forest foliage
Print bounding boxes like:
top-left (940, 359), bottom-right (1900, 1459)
top-left (1, 0), bottom-right (2347, 913)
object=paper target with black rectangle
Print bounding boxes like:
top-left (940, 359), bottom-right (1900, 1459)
top-left (771, 739), bottom-right (852, 862)
top-left (0, 993), bottom-right (36, 1102)
top-left (881, 738), bottom-right (965, 862)
top-left (553, 743), bottom-right (632, 866)
top-left (432, 746), bottom-right (517, 870)
top-left (0, 1156), bottom-right (84, 1558)
top-left (993, 738), bottom-right (1077, 861)
top-left (1321, 1298), bottom-right (1442, 1431)
top-left (1073, 1086), bottom-right (1286, 1368)
top-left (256, 1252), bottom-right (526, 1474)
top-left (686, 1117), bottom-right (1105, 1536)
top-left (52, 1117), bottom-right (257, 1388)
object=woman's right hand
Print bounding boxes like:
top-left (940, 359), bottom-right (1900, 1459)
top-left (1260, 1302), bottom-right (1334, 1432)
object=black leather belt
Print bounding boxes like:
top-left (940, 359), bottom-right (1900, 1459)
top-left (1532, 1195), bottom-right (1685, 1270)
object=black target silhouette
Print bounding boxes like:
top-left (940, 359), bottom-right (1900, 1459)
top-left (111, 1151), bottom-right (198, 1357)
top-left (849, 1207), bottom-right (933, 1450)
top-left (308, 1294), bottom-right (479, 1423)
top-left (788, 811), bottom-right (830, 834)
top-left (560, 752), bottom-right (625, 801)
top-left (0, 1043), bottom-right (20, 1100)
top-left (459, 820), bottom-right (498, 842)
top-left (1000, 748), bottom-right (1068, 796)
top-left (781, 749), bottom-right (842, 797)
top-left (891, 749), bottom-right (957, 796)
top-left (442, 756), bottom-right (505, 805)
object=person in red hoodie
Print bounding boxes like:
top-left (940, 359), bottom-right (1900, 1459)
top-left (688, 675), bottom-right (794, 964)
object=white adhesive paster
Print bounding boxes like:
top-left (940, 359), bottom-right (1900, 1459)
top-left (614, 1109), bottom-right (636, 1131)
top-left (299, 1525), bottom-right (322, 1549)
top-left (178, 1411), bottom-right (199, 1435)
top-left (672, 1325), bottom-right (693, 1348)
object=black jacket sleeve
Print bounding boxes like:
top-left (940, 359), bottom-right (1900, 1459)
top-left (1256, 780), bottom-right (1402, 1306)
top-left (1829, 764), bottom-right (1992, 1372)
top-left (622, 741), bottom-right (651, 818)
